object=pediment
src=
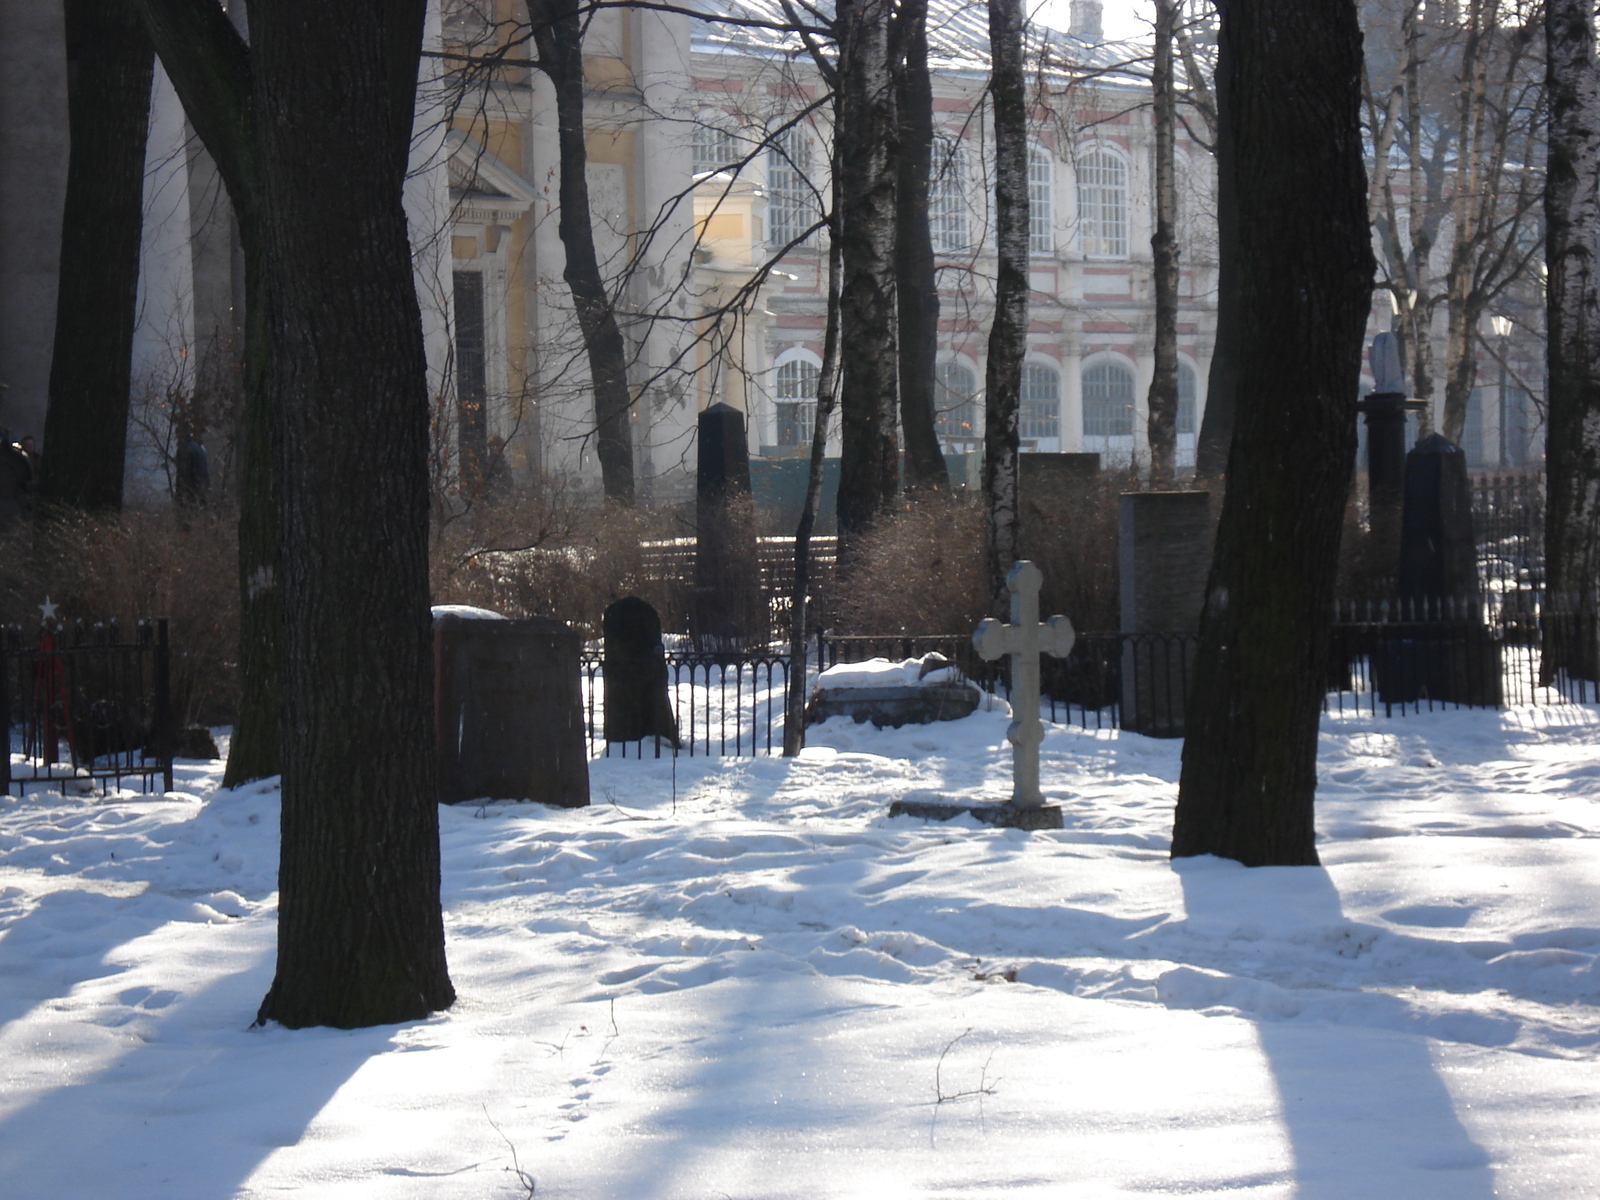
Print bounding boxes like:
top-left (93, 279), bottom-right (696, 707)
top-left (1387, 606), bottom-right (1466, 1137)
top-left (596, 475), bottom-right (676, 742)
top-left (446, 130), bottom-right (537, 215)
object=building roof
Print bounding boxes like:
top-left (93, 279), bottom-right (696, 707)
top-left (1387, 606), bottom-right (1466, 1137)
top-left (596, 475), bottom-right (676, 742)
top-left (686, 0), bottom-right (1150, 86)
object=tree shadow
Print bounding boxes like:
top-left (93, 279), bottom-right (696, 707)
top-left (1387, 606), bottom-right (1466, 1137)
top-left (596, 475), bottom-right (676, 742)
top-left (0, 924), bottom-right (396, 1196)
top-left (1175, 859), bottom-right (1497, 1199)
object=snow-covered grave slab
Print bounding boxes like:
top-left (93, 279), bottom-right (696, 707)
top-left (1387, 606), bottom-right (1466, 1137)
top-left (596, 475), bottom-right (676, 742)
top-left (807, 654), bottom-right (987, 728)
top-left (2, 700), bottom-right (1600, 1197)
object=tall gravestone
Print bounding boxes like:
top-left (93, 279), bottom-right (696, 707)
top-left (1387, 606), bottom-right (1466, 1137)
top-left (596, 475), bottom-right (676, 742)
top-left (1355, 333), bottom-right (1427, 589)
top-left (1378, 433), bottom-right (1500, 705)
top-left (1118, 490), bottom-right (1210, 736)
top-left (602, 596), bottom-right (680, 746)
top-left (694, 402), bottom-right (759, 648)
top-left (433, 611), bottom-right (590, 807)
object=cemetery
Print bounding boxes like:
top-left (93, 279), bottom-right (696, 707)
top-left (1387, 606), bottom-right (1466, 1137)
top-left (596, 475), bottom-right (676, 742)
top-left (1, 407), bottom-right (1596, 1195)
top-left (0, 0), bottom-right (1593, 1194)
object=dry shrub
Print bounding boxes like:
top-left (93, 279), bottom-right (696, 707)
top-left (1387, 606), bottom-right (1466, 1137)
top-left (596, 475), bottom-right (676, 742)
top-left (429, 478), bottom-right (694, 640)
top-left (1020, 466), bottom-right (1141, 633)
top-left (824, 469), bottom-right (1140, 639)
top-left (828, 493), bottom-right (988, 636)
top-left (0, 506), bottom-right (239, 727)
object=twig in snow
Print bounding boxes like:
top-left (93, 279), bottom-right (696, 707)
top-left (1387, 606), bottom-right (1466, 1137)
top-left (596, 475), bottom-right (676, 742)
top-left (482, 1105), bottom-right (537, 1198)
top-left (608, 996), bottom-right (619, 1038)
top-left (934, 1029), bottom-right (1000, 1104)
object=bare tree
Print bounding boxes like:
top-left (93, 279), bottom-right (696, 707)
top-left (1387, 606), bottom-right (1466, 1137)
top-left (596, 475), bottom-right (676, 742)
top-left (525, 0), bottom-right (637, 505)
top-left (983, 0), bottom-right (1028, 609)
top-left (894, 0), bottom-right (947, 493)
top-left (1173, 0), bottom-right (1374, 866)
top-left (1145, 0), bottom-right (1181, 485)
top-left (39, 0), bottom-right (154, 513)
top-left (834, 0), bottom-right (901, 542)
top-left (1365, 0), bottom-right (1544, 446)
top-left (138, 0), bottom-right (454, 1028)
top-left (1545, 0), bottom-right (1600, 607)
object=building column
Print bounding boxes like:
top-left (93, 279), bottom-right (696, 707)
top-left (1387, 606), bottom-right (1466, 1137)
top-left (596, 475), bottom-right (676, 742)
top-left (1061, 327), bottom-right (1084, 452)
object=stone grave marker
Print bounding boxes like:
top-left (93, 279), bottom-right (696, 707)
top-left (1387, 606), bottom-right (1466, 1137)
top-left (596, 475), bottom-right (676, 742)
top-left (889, 560), bottom-right (1073, 830)
top-left (433, 608), bottom-right (590, 807)
top-left (1118, 489), bottom-right (1210, 736)
top-left (602, 596), bottom-right (680, 747)
top-left (694, 402), bottom-right (759, 647)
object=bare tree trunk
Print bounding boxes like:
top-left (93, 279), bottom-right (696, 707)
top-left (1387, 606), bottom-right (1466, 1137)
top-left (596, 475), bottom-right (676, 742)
top-left (529, 0), bottom-right (635, 506)
top-left (141, 0), bottom-right (453, 1026)
top-left (38, 0), bottom-right (154, 512)
top-left (784, 172), bottom-right (843, 757)
top-left (893, 0), bottom-right (946, 493)
top-left (1400, 0), bottom-right (1437, 432)
top-left (1146, 0), bottom-right (1180, 486)
top-left (1193, 20), bottom-right (1236, 484)
top-left (249, 0), bottom-right (453, 1028)
top-left (834, 0), bottom-right (900, 542)
top-left (983, 0), bottom-right (1027, 611)
top-left (1173, 0), bottom-right (1374, 867)
top-left (133, 0), bottom-right (281, 787)
top-left (1546, 0), bottom-right (1600, 606)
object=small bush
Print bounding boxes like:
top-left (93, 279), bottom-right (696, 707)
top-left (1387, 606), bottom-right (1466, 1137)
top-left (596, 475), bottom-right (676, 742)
top-left (0, 506), bottom-right (240, 727)
top-left (429, 478), bottom-right (694, 640)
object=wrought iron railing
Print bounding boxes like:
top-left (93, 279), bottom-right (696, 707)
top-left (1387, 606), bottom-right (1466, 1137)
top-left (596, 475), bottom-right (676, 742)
top-left (580, 651), bottom-right (790, 758)
top-left (3, 619), bottom-right (173, 797)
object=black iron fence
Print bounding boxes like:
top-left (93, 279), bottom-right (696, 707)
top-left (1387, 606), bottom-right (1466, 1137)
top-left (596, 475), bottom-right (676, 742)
top-left (580, 650), bottom-right (790, 758)
top-left (3, 620), bottom-right (173, 797)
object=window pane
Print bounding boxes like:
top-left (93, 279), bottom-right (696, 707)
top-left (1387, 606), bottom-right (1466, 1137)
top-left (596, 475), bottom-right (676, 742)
top-left (1078, 149), bottom-right (1128, 259)
top-left (775, 359), bottom-right (819, 446)
top-left (931, 138), bottom-right (969, 252)
top-left (1082, 361), bottom-right (1135, 437)
top-left (935, 362), bottom-right (978, 437)
top-left (768, 127), bottom-right (814, 247)
top-left (1020, 364), bottom-right (1059, 440)
top-left (693, 117), bottom-right (736, 174)
top-left (1029, 146), bottom-right (1053, 254)
top-left (1177, 362), bottom-right (1196, 435)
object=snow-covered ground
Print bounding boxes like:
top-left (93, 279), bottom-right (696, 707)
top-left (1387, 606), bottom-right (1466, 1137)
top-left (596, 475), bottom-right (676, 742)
top-left (2, 701), bottom-right (1598, 1198)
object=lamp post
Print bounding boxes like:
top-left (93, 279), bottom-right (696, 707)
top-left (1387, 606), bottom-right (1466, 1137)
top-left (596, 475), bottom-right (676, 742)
top-left (1489, 314), bottom-right (1513, 467)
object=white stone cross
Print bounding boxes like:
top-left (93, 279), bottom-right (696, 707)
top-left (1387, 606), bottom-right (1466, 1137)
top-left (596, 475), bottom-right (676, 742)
top-left (973, 561), bottom-right (1075, 809)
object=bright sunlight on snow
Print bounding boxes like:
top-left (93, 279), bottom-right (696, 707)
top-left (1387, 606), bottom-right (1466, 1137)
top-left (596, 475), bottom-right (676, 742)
top-left (2, 701), bottom-right (1598, 1198)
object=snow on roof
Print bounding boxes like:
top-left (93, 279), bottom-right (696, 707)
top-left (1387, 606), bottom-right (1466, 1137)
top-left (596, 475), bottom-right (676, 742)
top-left (686, 0), bottom-right (1150, 86)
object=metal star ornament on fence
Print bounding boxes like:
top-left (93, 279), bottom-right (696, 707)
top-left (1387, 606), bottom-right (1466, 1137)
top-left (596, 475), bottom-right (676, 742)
top-left (38, 596), bottom-right (58, 622)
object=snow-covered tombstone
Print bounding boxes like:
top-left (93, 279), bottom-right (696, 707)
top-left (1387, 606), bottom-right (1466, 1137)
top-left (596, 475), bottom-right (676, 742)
top-left (806, 653), bottom-right (982, 729)
top-left (432, 607), bottom-right (589, 808)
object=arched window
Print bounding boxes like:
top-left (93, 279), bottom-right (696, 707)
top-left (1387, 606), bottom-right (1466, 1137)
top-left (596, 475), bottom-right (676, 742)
top-left (1078, 147), bottom-right (1128, 259)
top-left (1082, 361), bottom-right (1135, 437)
top-left (774, 358), bottom-right (819, 446)
top-left (767, 126), bottom-right (815, 247)
top-left (692, 113), bottom-right (738, 175)
top-left (1020, 364), bottom-right (1060, 440)
top-left (930, 137), bottom-right (969, 252)
top-left (935, 362), bottom-right (978, 437)
top-left (1028, 145), bottom-right (1054, 254)
top-left (1177, 361), bottom-right (1197, 435)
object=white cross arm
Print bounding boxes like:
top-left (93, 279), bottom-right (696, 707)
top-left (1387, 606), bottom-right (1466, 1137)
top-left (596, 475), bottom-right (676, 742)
top-left (1043, 614), bottom-right (1075, 658)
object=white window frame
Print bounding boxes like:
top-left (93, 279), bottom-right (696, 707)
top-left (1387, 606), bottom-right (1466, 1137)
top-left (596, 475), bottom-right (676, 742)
top-left (1081, 356), bottom-right (1137, 464)
top-left (772, 349), bottom-right (821, 448)
top-left (934, 359), bottom-right (980, 440)
top-left (931, 135), bottom-right (970, 253)
top-left (1028, 144), bottom-right (1055, 255)
top-left (1077, 144), bottom-right (1129, 260)
top-left (692, 109), bottom-right (739, 176)
top-left (767, 125), bottom-right (815, 248)
top-left (1020, 361), bottom-right (1061, 442)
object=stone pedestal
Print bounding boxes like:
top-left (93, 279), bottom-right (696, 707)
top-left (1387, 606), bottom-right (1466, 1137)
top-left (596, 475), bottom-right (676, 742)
top-left (1399, 433), bottom-right (1478, 603)
top-left (1118, 490), bottom-right (1210, 737)
top-left (434, 613), bottom-right (589, 807)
